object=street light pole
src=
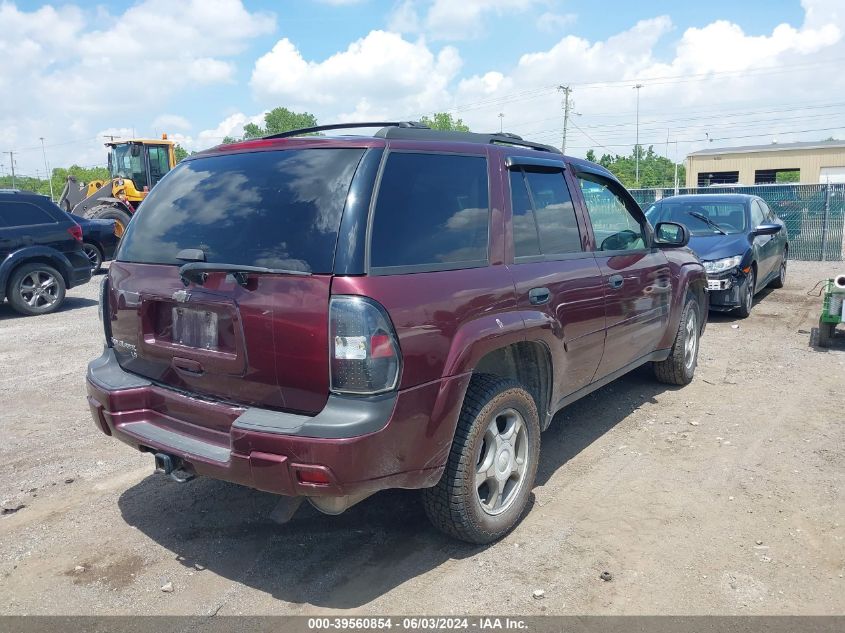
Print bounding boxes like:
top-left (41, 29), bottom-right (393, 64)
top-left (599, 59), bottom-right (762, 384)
top-left (40, 137), bottom-right (55, 201)
top-left (634, 83), bottom-right (643, 186)
top-left (498, 113), bottom-right (504, 133)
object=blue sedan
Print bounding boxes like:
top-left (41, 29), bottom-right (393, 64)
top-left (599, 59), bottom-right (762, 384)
top-left (646, 194), bottom-right (788, 318)
top-left (70, 214), bottom-right (119, 273)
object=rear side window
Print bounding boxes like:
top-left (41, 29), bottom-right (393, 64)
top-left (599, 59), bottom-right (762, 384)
top-left (510, 169), bottom-right (582, 259)
top-left (118, 148), bottom-right (365, 273)
top-left (369, 152), bottom-right (489, 272)
top-left (0, 201), bottom-right (57, 228)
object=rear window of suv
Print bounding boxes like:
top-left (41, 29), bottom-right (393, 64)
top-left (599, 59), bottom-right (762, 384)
top-left (118, 148), bottom-right (365, 273)
top-left (369, 152), bottom-right (489, 273)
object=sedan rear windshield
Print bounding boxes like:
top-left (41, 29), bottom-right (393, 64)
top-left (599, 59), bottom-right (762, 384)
top-left (118, 148), bottom-right (365, 273)
top-left (646, 201), bottom-right (747, 235)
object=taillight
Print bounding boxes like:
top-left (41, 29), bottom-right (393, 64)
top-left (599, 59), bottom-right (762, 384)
top-left (67, 224), bottom-right (83, 242)
top-left (329, 296), bottom-right (400, 395)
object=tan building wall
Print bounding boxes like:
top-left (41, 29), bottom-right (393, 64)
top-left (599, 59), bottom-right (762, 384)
top-left (686, 146), bottom-right (845, 187)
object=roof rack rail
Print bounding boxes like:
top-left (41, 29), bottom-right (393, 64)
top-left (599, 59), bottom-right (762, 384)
top-left (263, 121), bottom-right (429, 140)
top-left (374, 127), bottom-right (563, 154)
top-left (260, 120), bottom-right (563, 154)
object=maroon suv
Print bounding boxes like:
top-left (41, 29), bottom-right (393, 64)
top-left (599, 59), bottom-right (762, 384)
top-left (86, 122), bottom-right (707, 543)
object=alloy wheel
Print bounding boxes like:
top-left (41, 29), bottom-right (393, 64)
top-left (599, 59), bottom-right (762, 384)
top-left (83, 244), bottom-right (101, 270)
top-left (684, 309), bottom-right (698, 370)
top-left (745, 273), bottom-right (755, 311)
top-left (18, 270), bottom-right (60, 309)
top-left (474, 408), bottom-right (530, 516)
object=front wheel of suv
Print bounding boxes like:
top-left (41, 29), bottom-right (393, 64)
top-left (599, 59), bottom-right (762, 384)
top-left (653, 295), bottom-right (701, 386)
top-left (422, 374), bottom-right (540, 544)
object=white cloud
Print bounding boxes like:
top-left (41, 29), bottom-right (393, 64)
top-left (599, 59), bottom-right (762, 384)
top-left (390, 0), bottom-right (547, 40)
top-left (250, 31), bottom-right (462, 118)
top-left (0, 0), bottom-right (274, 174)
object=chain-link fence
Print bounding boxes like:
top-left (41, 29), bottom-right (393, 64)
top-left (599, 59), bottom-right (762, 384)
top-left (628, 184), bottom-right (845, 261)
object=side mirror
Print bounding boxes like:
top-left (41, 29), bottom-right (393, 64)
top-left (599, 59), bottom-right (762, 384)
top-left (654, 221), bottom-right (690, 248)
top-left (753, 223), bottom-right (782, 236)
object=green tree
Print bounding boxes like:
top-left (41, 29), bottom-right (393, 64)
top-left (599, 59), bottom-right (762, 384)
top-left (174, 144), bottom-right (189, 163)
top-left (587, 145), bottom-right (685, 189)
top-left (0, 164), bottom-right (110, 200)
top-left (419, 112), bottom-right (470, 132)
top-left (222, 107), bottom-right (319, 143)
top-left (585, 149), bottom-right (597, 163)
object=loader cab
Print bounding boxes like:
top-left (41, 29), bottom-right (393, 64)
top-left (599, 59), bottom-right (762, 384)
top-left (106, 137), bottom-right (176, 202)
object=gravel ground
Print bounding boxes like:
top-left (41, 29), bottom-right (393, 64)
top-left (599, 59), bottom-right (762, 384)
top-left (0, 261), bottom-right (843, 615)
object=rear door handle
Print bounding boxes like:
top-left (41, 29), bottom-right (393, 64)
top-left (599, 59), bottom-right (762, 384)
top-left (608, 274), bottom-right (624, 290)
top-left (528, 287), bottom-right (551, 305)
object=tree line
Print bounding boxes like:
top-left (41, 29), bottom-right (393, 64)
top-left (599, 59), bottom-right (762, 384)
top-left (2, 107), bottom-right (683, 199)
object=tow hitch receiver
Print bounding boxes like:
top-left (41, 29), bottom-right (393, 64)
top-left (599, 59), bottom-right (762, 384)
top-left (153, 452), bottom-right (196, 483)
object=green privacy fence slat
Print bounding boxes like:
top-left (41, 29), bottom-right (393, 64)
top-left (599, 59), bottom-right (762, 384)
top-left (628, 184), bottom-right (845, 261)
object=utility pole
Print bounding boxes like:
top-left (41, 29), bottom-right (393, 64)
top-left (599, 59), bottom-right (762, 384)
top-left (40, 137), bottom-right (55, 201)
top-left (633, 83), bottom-right (644, 186)
top-left (674, 139), bottom-right (679, 194)
top-left (7, 151), bottom-right (15, 189)
top-left (498, 113), bottom-right (504, 133)
top-left (558, 85), bottom-right (572, 154)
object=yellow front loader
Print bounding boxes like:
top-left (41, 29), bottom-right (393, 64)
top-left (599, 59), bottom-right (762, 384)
top-left (59, 135), bottom-right (176, 236)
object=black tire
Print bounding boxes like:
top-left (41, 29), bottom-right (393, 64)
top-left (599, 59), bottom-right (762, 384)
top-left (422, 374), bottom-right (540, 544)
top-left (7, 263), bottom-right (66, 316)
top-left (653, 295), bottom-right (701, 385)
top-left (82, 242), bottom-right (103, 273)
top-left (818, 319), bottom-right (835, 348)
top-left (734, 268), bottom-right (756, 319)
top-left (83, 204), bottom-right (131, 238)
top-left (769, 251), bottom-right (787, 289)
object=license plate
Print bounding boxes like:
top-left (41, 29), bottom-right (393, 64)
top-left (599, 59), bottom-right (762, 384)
top-left (708, 279), bottom-right (730, 291)
top-left (172, 307), bottom-right (219, 350)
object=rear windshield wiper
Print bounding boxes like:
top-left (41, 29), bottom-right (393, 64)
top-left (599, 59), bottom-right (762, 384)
top-left (687, 211), bottom-right (727, 235)
top-left (179, 262), bottom-right (311, 287)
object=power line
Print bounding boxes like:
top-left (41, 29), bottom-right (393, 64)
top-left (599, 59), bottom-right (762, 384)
top-left (542, 123), bottom-right (845, 149)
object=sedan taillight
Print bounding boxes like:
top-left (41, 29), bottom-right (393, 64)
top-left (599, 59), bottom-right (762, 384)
top-left (67, 224), bottom-right (83, 242)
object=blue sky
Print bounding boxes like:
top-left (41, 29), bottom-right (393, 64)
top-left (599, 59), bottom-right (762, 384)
top-left (1, 0), bottom-right (842, 175)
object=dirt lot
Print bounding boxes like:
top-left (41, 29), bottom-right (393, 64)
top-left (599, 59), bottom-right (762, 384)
top-left (0, 261), bottom-right (843, 615)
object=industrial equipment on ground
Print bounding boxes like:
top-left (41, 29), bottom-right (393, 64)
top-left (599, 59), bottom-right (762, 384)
top-left (58, 135), bottom-right (176, 236)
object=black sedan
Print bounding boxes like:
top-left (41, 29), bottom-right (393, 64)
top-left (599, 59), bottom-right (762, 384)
top-left (646, 194), bottom-right (788, 318)
top-left (71, 214), bottom-right (119, 273)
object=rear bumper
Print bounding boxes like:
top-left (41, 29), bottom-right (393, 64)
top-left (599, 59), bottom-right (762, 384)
top-left (66, 251), bottom-right (93, 288)
top-left (86, 348), bottom-right (469, 498)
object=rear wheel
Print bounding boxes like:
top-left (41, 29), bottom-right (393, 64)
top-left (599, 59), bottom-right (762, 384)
top-left (734, 268), bottom-right (756, 319)
top-left (422, 374), bottom-right (540, 544)
top-left (84, 204), bottom-right (131, 238)
top-left (653, 295), bottom-right (700, 385)
top-left (769, 251), bottom-right (787, 289)
top-left (82, 242), bottom-right (103, 273)
top-left (7, 263), bottom-right (66, 316)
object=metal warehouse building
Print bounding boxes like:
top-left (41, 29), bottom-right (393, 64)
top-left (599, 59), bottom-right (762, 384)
top-left (686, 139), bottom-right (845, 187)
